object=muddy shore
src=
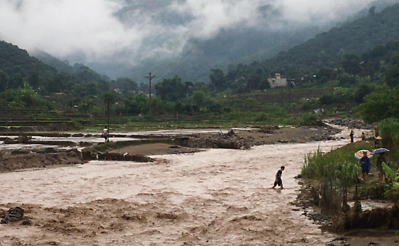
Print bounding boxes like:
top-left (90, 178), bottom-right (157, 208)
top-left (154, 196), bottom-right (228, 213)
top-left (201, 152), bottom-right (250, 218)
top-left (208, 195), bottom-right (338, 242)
top-left (110, 125), bottom-right (341, 157)
top-left (1, 124), bottom-right (341, 172)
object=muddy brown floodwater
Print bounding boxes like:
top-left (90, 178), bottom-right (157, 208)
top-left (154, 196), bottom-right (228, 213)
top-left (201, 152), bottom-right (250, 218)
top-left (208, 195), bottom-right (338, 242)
top-left (0, 140), bottom-right (349, 246)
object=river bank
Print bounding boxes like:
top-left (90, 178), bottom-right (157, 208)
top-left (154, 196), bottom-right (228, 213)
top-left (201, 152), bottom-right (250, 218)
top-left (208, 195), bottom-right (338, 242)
top-left (0, 124), bottom-right (342, 172)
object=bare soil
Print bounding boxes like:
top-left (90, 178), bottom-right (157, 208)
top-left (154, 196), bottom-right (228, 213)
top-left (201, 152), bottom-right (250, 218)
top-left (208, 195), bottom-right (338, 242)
top-left (111, 143), bottom-right (201, 156)
top-left (0, 125), bottom-right (339, 174)
top-left (0, 150), bottom-right (85, 173)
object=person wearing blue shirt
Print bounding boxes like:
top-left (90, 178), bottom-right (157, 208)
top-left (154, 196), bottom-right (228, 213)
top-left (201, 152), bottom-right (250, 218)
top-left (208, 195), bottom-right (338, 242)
top-left (360, 151), bottom-right (371, 182)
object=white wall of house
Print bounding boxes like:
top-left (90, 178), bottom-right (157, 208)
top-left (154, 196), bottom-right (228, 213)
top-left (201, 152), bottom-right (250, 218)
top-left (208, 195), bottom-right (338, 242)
top-left (267, 73), bottom-right (288, 88)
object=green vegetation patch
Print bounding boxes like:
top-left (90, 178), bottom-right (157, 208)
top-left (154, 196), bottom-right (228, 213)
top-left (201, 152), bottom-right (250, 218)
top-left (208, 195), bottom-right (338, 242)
top-left (301, 141), bottom-right (374, 186)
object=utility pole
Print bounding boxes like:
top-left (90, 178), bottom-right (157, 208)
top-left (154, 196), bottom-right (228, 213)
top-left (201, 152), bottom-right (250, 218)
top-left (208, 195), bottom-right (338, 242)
top-left (144, 73), bottom-right (155, 114)
top-left (288, 80), bottom-right (294, 113)
top-left (5, 78), bottom-right (8, 137)
top-left (288, 85), bottom-right (291, 112)
top-left (107, 101), bottom-right (110, 135)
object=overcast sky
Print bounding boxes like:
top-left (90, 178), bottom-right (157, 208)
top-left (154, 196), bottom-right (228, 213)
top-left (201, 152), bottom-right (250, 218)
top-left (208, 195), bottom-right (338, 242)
top-left (0, 0), bottom-right (379, 65)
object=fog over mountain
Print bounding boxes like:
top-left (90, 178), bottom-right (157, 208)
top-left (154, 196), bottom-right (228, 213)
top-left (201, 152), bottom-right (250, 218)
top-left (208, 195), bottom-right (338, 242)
top-left (1, 0), bottom-right (397, 81)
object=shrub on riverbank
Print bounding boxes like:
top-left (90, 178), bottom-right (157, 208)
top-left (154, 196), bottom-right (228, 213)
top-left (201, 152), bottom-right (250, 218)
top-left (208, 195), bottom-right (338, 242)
top-left (379, 118), bottom-right (399, 168)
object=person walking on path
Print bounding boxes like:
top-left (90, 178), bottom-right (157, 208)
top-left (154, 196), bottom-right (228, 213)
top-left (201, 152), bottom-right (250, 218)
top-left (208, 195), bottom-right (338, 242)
top-left (102, 126), bottom-right (109, 143)
top-left (376, 152), bottom-right (387, 183)
top-left (272, 166), bottom-right (285, 189)
top-left (360, 152), bottom-right (371, 182)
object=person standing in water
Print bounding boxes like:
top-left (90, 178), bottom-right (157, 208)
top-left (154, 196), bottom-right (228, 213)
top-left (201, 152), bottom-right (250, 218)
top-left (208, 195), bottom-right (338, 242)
top-left (272, 166), bottom-right (285, 189)
top-left (350, 130), bottom-right (354, 143)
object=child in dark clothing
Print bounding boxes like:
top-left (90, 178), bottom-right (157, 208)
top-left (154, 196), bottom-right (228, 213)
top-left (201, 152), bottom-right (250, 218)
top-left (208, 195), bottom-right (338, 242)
top-left (350, 130), bottom-right (354, 143)
top-left (272, 166), bottom-right (285, 189)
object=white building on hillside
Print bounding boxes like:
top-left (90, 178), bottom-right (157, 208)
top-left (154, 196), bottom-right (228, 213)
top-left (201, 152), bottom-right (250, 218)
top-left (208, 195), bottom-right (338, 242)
top-left (267, 73), bottom-right (288, 88)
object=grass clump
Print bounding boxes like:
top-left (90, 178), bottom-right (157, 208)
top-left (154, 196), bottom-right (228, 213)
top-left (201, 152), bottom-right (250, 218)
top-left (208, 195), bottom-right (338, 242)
top-left (379, 118), bottom-right (399, 168)
top-left (301, 141), bottom-right (374, 186)
top-left (300, 113), bottom-right (318, 126)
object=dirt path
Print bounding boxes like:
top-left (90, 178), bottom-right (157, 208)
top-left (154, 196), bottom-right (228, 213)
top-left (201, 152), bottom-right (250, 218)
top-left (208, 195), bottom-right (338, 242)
top-left (0, 140), bottom-right (351, 246)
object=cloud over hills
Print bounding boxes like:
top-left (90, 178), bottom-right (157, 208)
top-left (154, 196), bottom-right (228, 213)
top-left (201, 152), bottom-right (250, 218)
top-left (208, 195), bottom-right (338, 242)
top-left (0, 0), bottom-right (381, 67)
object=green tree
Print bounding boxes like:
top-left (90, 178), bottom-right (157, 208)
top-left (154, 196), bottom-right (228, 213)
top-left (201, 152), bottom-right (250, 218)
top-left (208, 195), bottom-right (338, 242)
top-left (192, 91), bottom-right (206, 106)
top-left (353, 83), bottom-right (374, 104)
top-left (10, 73), bottom-right (24, 89)
top-left (28, 71), bottom-right (40, 89)
top-left (368, 6), bottom-right (376, 16)
top-left (114, 78), bottom-right (138, 94)
top-left (46, 75), bottom-right (64, 93)
top-left (155, 75), bottom-right (187, 101)
top-left (385, 64), bottom-right (399, 88)
top-left (102, 90), bottom-right (117, 117)
top-left (341, 53), bottom-right (361, 74)
top-left (78, 100), bottom-right (95, 113)
top-left (358, 85), bottom-right (391, 123)
top-left (210, 69), bottom-right (227, 91)
top-left (0, 70), bottom-right (8, 92)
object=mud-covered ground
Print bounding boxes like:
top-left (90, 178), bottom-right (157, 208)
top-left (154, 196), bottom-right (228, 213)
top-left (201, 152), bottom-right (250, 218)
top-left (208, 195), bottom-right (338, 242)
top-left (1, 125), bottom-right (342, 171)
top-left (0, 150), bottom-right (85, 173)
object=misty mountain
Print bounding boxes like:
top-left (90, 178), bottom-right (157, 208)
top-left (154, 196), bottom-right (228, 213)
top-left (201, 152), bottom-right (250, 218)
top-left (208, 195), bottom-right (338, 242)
top-left (9, 0), bottom-right (397, 84)
top-left (83, 0), bottom-right (399, 82)
top-left (213, 1), bottom-right (399, 93)
top-left (30, 49), bottom-right (75, 74)
top-left (257, 2), bottom-right (399, 73)
top-left (0, 40), bottom-right (114, 99)
top-left (87, 25), bottom-right (323, 82)
top-left (86, 0), bottom-right (330, 81)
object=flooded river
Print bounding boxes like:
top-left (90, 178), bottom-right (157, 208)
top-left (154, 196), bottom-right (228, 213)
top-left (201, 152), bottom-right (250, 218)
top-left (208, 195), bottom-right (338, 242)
top-left (0, 140), bottom-right (349, 245)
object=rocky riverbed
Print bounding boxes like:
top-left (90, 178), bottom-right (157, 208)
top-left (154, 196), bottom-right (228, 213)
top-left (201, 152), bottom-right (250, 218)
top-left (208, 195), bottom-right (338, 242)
top-left (327, 119), bottom-right (374, 130)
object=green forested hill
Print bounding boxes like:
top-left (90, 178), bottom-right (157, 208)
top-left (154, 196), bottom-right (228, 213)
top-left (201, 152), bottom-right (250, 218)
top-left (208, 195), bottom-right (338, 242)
top-left (259, 3), bottom-right (399, 73)
top-left (0, 40), bottom-right (116, 98)
top-left (0, 41), bottom-right (57, 79)
top-left (30, 49), bottom-right (75, 74)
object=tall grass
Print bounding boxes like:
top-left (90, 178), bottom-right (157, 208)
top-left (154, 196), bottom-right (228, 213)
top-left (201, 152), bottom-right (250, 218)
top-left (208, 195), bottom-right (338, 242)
top-left (379, 118), bottom-right (399, 168)
top-left (301, 141), bottom-right (374, 186)
top-left (379, 118), bottom-right (399, 148)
